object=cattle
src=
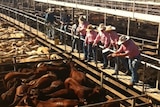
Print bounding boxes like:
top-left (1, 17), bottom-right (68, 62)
top-left (69, 61), bottom-right (87, 85)
top-left (1, 85), bottom-right (16, 105)
top-left (39, 80), bottom-right (64, 95)
top-left (27, 74), bottom-right (57, 90)
top-left (35, 61), bottom-right (71, 81)
top-left (3, 71), bottom-right (33, 89)
top-left (10, 84), bottom-right (30, 107)
top-left (46, 88), bottom-right (78, 100)
top-left (16, 95), bottom-right (81, 107)
top-left (64, 77), bottom-right (104, 104)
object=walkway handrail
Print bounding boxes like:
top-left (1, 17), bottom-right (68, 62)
top-left (0, 4), bottom-right (159, 66)
top-left (80, 94), bottom-right (148, 107)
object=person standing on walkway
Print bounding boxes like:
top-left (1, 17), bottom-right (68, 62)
top-left (71, 19), bottom-right (79, 52)
top-left (60, 8), bottom-right (70, 44)
top-left (45, 8), bottom-right (56, 39)
top-left (108, 35), bottom-right (141, 86)
top-left (105, 25), bottom-right (119, 75)
top-left (85, 24), bottom-right (97, 62)
top-left (93, 23), bottom-right (111, 69)
top-left (76, 15), bottom-right (89, 60)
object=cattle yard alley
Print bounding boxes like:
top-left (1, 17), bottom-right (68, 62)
top-left (0, 1), bottom-right (160, 107)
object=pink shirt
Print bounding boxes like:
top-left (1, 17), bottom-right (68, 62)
top-left (77, 21), bottom-right (89, 36)
top-left (117, 39), bottom-right (140, 58)
top-left (94, 31), bottom-right (110, 48)
top-left (108, 31), bottom-right (119, 47)
top-left (85, 30), bottom-right (97, 44)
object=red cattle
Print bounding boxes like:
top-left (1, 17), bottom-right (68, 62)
top-left (16, 95), bottom-right (81, 107)
top-left (27, 74), bottom-right (57, 90)
top-left (3, 71), bottom-right (33, 89)
top-left (69, 61), bottom-right (86, 85)
top-left (40, 80), bottom-right (64, 94)
top-left (36, 61), bottom-right (71, 81)
top-left (64, 77), bottom-right (102, 104)
top-left (1, 85), bottom-right (16, 105)
top-left (10, 84), bottom-right (30, 107)
top-left (46, 88), bottom-right (78, 100)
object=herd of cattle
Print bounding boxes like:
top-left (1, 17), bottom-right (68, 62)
top-left (0, 23), bottom-right (61, 64)
top-left (0, 59), bottom-right (120, 107)
top-left (0, 22), bottom-right (121, 107)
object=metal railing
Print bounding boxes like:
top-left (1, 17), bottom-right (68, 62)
top-left (0, 3), bottom-right (160, 92)
top-left (0, 4), bottom-right (160, 105)
top-left (53, 0), bottom-right (160, 15)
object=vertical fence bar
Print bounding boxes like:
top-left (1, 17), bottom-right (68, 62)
top-left (12, 56), bottom-right (17, 71)
top-left (100, 71), bottom-right (103, 88)
top-left (131, 98), bottom-right (136, 107)
top-left (142, 63), bottom-right (146, 93)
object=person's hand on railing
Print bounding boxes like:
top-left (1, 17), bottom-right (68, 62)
top-left (107, 54), bottom-right (113, 60)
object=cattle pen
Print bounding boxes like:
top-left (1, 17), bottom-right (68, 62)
top-left (0, 0), bottom-right (160, 107)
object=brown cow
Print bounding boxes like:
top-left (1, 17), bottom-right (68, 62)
top-left (1, 85), bottom-right (16, 105)
top-left (69, 61), bottom-right (86, 85)
top-left (64, 77), bottom-right (102, 104)
top-left (35, 61), bottom-right (71, 81)
top-left (40, 80), bottom-right (64, 94)
top-left (16, 95), bottom-right (81, 107)
top-left (10, 84), bottom-right (30, 107)
top-left (3, 71), bottom-right (33, 89)
top-left (27, 74), bottom-right (57, 89)
top-left (46, 88), bottom-right (78, 100)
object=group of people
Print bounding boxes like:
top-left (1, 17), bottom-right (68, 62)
top-left (45, 7), bottom-right (71, 41)
top-left (44, 8), bottom-right (141, 86)
top-left (71, 15), bottom-right (141, 86)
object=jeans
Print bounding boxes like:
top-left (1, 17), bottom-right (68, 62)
top-left (115, 57), bottom-right (129, 74)
top-left (79, 35), bottom-right (87, 59)
top-left (72, 37), bottom-right (78, 51)
top-left (87, 43), bottom-right (96, 61)
top-left (60, 24), bottom-right (68, 43)
top-left (46, 24), bottom-right (55, 39)
top-left (102, 51), bottom-right (110, 67)
top-left (128, 54), bottom-right (141, 83)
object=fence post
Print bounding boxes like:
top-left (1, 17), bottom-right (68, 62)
top-left (142, 63), bottom-right (146, 93)
top-left (12, 56), bottom-right (17, 71)
top-left (100, 71), bottom-right (103, 88)
top-left (131, 98), bottom-right (136, 107)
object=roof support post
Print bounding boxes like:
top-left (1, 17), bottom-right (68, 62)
top-left (156, 23), bottom-right (160, 55)
top-left (127, 17), bottom-right (130, 36)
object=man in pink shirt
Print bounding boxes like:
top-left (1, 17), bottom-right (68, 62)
top-left (108, 35), bottom-right (141, 86)
top-left (93, 23), bottom-right (111, 69)
top-left (106, 25), bottom-right (119, 75)
top-left (76, 15), bottom-right (89, 60)
top-left (85, 24), bottom-right (97, 62)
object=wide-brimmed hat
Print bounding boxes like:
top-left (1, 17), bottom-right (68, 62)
top-left (118, 35), bottom-right (130, 45)
top-left (86, 24), bottom-right (94, 32)
top-left (79, 15), bottom-right (86, 22)
top-left (97, 23), bottom-right (106, 31)
top-left (46, 8), bottom-right (52, 12)
top-left (106, 25), bottom-right (116, 31)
